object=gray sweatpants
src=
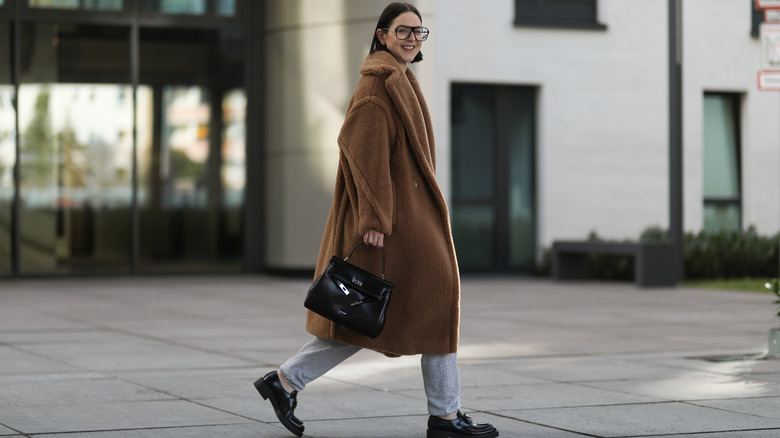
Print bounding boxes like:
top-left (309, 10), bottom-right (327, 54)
top-left (279, 337), bottom-right (461, 416)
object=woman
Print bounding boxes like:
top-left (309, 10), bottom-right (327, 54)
top-left (254, 3), bottom-right (499, 438)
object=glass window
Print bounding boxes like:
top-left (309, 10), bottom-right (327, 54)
top-left (451, 84), bottom-right (537, 272)
top-left (507, 87), bottom-right (536, 269)
top-left (703, 93), bottom-right (741, 233)
top-left (515, 0), bottom-right (606, 30)
top-left (138, 28), bottom-right (244, 272)
top-left (18, 24), bottom-right (132, 274)
top-left (0, 22), bottom-right (13, 275)
top-left (146, 0), bottom-right (235, 16)
top-left (29, 0), bottom-right (123, 11)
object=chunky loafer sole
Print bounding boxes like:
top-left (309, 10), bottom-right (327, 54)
top-left (427, 429), bottom-right (499, 438)
top-left (254, 377), bottom-right (304, 437)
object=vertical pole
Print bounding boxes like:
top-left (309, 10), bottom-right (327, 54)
top-left (11, 0), bottom-right (20, 275)
top-left (242, 0), bottom-right (265, 273)
top-left (130, 2), bottom-right (139, 273)
top-left (669, 0), bottom-right (684, 283)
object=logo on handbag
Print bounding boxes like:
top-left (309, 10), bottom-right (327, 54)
top-left (338, 283), bottom-right (350, 295)
top-left (351, 278), bottom-right (363, 286)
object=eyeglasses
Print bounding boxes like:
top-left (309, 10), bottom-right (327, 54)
top-left (383, 25), bottom-right (430, 42)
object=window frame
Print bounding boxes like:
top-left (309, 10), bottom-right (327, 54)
top-left (702, 92), bottom-right (743, 233)
top-left (752, 0), bottom-right (764, 38)
top-left (514, 0), bottom-right (607, 31)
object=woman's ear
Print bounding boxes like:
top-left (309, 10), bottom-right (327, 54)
top-left (376, 28), bottom-right (385, 46)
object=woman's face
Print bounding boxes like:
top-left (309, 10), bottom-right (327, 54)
top-left (377, 11), bottom-right (423, 69)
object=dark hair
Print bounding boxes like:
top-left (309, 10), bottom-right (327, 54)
top-left (370, 2), bottom-right (424, 63)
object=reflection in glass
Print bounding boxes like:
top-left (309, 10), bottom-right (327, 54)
top-left (703, 93), bottom-right (741, 233)
top-left (507, 87), bottom-right (535, 269)
top-left (18, 23), bottom-right (132, 274)
top-left (0, 87), bottom-right (12, 275)
top-left (29, 0), bottom-right (123, 10)
top-left (216, 0), bottom-right (236, 16)
top-left (452, 206), bottom-right (495, 268)
top-left (147, 0), bottom-right (235, 16)
top-left (0, 22), bottom-right (12, 274)
top-left (138, 28), bottom-right (244, 271)
top-left (452, 86), bottom-right (494, 199)
top-left (18, 84), bottom-right (133, 274)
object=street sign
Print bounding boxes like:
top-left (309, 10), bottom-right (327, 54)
top-left (759, 71), bottom-right (780, 90)
top-left (761, 23), bottom-right (780, 70)
top-left (768, 9), bottom-right (780, 22)
top-left (757, 0), bottom-right (780, 9)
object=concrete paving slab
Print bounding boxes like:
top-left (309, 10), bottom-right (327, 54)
top-left (14, 337), bottom-right (254, 372)
top-left (482, 356), bottom-right (685, 383)
top-left (0, 423), bottom-right (21, 435)
top-left (690, 396), bottom-right (780, 421)
top-left (39, 423), bottom-right (280, 438)
top-left (290, 379), bottom-right (428, 421)
top-left (505, 402), bottom-right (780, 437)
top-left (0, 399), bottom-right (251, 435)
top-left (581, 372), bottom-right (780, 401)
top-left (0, 346), bottom-right (81, 375)
top-left (3, 276), bottom-right (780, 437)
top-left (0, 375), bottom-right (173, 408)
top-left (293, 414), bottom-right (426, 438)
top-left (429, 381), bottom-right (661, 411)
top-left (116, 368), bottom-right (263, 400)
top-left (193, 396), bottom-right (279, 423)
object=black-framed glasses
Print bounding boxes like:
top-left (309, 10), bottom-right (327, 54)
top-left (383, 25), bottom-right (429, 41)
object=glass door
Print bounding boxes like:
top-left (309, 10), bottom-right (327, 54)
top-left (451, 83), bottom-right (537, 272)
top-left (18, 23), bottom-right (133, 274)
top-left (137, 27), bottom-right (244, 272)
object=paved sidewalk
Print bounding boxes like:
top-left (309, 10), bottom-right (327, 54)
top-left (1, 276), bottom-right (780, 438)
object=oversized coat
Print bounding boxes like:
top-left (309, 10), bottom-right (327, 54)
top-left (306, 51), bottom-right (461, 356)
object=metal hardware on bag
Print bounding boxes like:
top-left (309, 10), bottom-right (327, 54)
top-left (350, 300), bottom-right (364, 306)
top-left (351, 278), bottom-right (363, 286)
top-left (338, 310), bottom-right (348, 316)
top-left (338, 283), bottom-right (350, 295)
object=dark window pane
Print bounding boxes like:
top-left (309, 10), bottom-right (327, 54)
top-left (146, 0), bottom-right (235, 16)
top-left (515, 0), bottom-right (603, 29)
top-left (29, 0), bottom-right (123, 11)
top-left (452, 206), bottom-right (495, 268)
top-left (703, 93), bottom-right (741, 233)
top-left (451, 85), bottom-right (494, 199)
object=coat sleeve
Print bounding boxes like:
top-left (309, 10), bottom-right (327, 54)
top-left (337, 96), bottom-right (396, 237)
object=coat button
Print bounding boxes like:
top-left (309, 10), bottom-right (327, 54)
top-left (414, 181), bottom-right (418, 188)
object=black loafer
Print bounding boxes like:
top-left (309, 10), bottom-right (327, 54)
top-left (427, 411), bottom-right (499, 438)
top-left (254, 371), bottom-right (304, 437)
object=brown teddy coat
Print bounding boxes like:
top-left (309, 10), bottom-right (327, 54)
top-left (306, 51), bottom-right (461, 356)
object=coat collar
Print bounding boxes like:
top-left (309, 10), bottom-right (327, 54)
top-left (360, 51), bottom-right (436, 175)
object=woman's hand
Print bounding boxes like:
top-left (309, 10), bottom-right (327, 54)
top-left (363, 229), bottom-right (385, 248)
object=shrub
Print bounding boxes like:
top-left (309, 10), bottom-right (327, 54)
top-left (536, 226), bottom-right (780, 281)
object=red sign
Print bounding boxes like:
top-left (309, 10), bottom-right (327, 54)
top-left (758, 71), bottom-right (780, 91)
top-left (757, 0), bottom-right (780, 9)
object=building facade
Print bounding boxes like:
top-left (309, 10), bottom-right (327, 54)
top-left (1, 0), bottom-right (778, 277)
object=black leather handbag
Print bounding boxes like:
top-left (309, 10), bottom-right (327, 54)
top-left (304, 242), bottom-right (394, 339)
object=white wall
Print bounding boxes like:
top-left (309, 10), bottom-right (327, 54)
top-left (683, 0), bottom-right (780, 235)
top-left (435, 0), bottom-right (670, 247)
top-left (265, 0), bottom-right (780, 269)
top-left (263, 0), bottom-right (435, 268)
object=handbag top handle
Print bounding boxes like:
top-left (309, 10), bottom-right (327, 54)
top-left (343, 242), bottom-right (387, 280)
